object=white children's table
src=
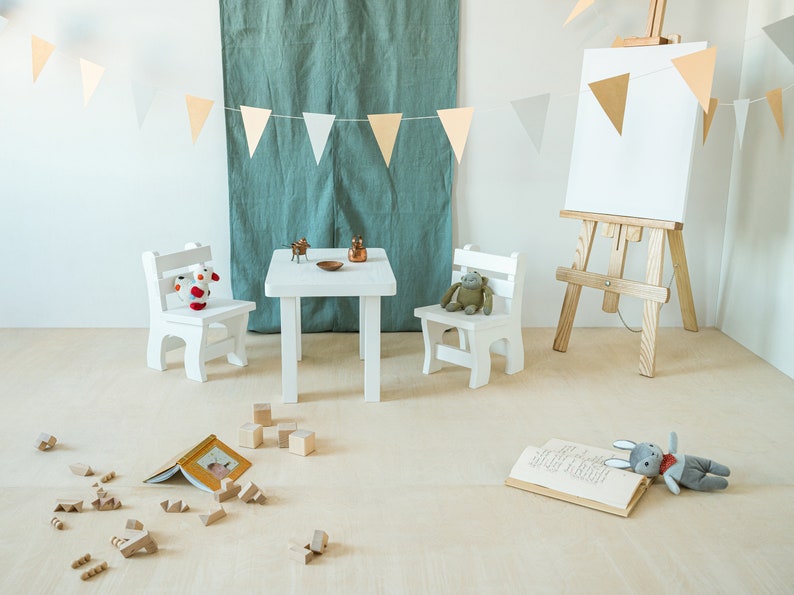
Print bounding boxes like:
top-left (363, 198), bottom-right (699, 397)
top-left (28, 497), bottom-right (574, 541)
top-left (264, 247), bottom-right (397, 403)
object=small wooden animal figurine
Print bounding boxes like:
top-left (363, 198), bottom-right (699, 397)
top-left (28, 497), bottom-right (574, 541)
top-left (160, 499), bottom-right (190, 513)
top-left (81, 561), bottom-right (108, 581)
top-left (69, 463), bottom-right (93, 476)
top-left (35, 433), bottom-right (57, 451)
top-left (71, 553), bottom-right (91, 568)
top-left (348, 235), bottom-right (367, 262)
top-left (51, 517), bottom-right (64, 530)
top-left (289, 238), bottom-right (311, 263)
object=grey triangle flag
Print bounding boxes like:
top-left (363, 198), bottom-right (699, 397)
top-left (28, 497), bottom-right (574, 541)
top-left (511, 93), bottom-right (550, 152)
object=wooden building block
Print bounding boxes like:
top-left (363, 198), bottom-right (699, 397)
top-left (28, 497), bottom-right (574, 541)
top-left (80, 561), bottom-right (108, 580)
top-left (278, 422), bottom-right (298, 448)
top-left (54, 499), bottom-right (83, 513)
top-left (113, 530), bottom-right (158, 558)
top-left (160, 499), bottom-right (189, 513)
top-left (35, 433), bottom-right (57, 451)
top-left (69, 463), bottom-right (93, 476)
top-left (71, 553), bottom-right (91, 568)
top-left (253, 402), bottom-right (272, 427)
top-left (214, 478), bottom-right (242, 502)
top-left (51, 516), bottom-right (64, 530)
top-left (92, 497), bottom-right (122, 511)
top-left (199, 504), bottom-right (226, 526)
top-left (288, 544), bottom-right (314, 564)
top-left (289, 429), bottom-right (316, 456)
top-left (238, 422), bottom-right (264, 449)
top-left (125, 519), bottom-right (144, 531)
top-left (310, 530), bottom-right (329, 554)
top-left (100, 471), bottom-right (116, 483)
top-left (238, 481), bottom-right (266, 504)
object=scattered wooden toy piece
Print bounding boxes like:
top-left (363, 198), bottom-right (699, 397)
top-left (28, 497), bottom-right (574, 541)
top-left (50, 517), bottom-right (64, 530)
top-left (71, 553), bottom-right (91, 569)
top-left (80, 561), bottom-right (108, 581)
top-left (54, 499), bottom-right (83, 513)
top-left (238, 481), bottom-right (266, 504)
top-left (214, 478), bottom-right (242, 502)
top-left (95, 487), bottom-right (108, 498)
top-left (310, 530), bottom-right (329, 554)
top-left (111, 530), bottom-right (158, 558)
top-left (199, 504), bottom-right (226, 526)
top-left (35, 433), bottom-right (57, 451)
top-left (69, 463), bottom-right (93, 476)
top-left (288, 544), bottom-right (314, 565)
top-left (238, 422), bottom-right (264, 449)
top-left (289, 429), bottom-right (316, 456)
top-left (125, 519), bottom-right (144, 531)
top-left (253, 402), bottom-right (272, 427)
top-left (100, 471), bottom-right (116, 483)
top-left (278, 422), bottom-right (297, 448)
top-left (92, 496), bottom-right (122, 511)
top-left (160, 499), bottom-right (190, 513)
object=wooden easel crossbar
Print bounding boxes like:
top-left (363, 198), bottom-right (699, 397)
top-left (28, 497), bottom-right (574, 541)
top-left (553, 210), bottom-right (698, 377)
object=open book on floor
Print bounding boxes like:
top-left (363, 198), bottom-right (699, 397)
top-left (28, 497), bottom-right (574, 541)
top-left (504, 438), bottom-right (652, 517)
top-left (144, 434), bottom-right (251, 492)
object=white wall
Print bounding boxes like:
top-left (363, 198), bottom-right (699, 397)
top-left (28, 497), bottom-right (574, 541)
top-left (1, 1), bottom-right (789, 376)
top-left (718, 0), bottom-right (794, 378)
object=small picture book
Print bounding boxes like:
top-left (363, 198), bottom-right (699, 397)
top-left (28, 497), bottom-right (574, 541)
top-left (144, 434), bottom-right (252, 492)
top-left (504, 438), bottom-right (652, 517)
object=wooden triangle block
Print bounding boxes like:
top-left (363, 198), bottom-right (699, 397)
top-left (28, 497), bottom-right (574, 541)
top-left (588, 73), bottom-right (630, 135)
top-left (54, 499), bottom-right (83, 513)
top-left (199, 504), bottom-right (226, 526)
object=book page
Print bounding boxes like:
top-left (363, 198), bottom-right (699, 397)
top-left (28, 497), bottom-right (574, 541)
top-left (508, 439), bottom-right (644, 510)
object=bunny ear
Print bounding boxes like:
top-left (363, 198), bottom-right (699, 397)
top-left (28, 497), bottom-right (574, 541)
top-left (604, 458), bottom-right (632, 469)
top-left (613, 440), bottom-right (636, 450)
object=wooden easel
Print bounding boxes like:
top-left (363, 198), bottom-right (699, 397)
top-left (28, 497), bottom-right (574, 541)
top-left (552, 210), bottom-right (698, 377)
top-left (623, 0), bottom-right (681, 47)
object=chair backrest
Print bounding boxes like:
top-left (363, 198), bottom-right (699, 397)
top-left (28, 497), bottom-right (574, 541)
top-left (142, 243), bottom-right (213, 316)
top-left (451, 244), bottom-right (526, 318)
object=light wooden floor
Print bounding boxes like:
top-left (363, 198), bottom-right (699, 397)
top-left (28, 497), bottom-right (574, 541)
top-left (1, 327), bottom-right (792, 594)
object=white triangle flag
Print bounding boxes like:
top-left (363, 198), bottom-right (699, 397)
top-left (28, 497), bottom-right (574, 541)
top-left (131, 81), bottom-right (157, 129)
top-left (303, 112), bottom-right (336, 165)
top-left (80, 58), bottom-right (105, 107)
top-left (240, 106), bottom-right (272, 158)
top-left (511, 93), bottom-right (550, 152)
top-left (733, 98), bottom-right (750, 149)
top-left (762, 14), bottom-right (794, 65)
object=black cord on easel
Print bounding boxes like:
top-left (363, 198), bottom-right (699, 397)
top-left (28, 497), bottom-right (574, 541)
top-left (616, 264), bottom-right (680, 333)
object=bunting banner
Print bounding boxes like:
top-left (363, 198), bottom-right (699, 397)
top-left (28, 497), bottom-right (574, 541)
top-left (31, 35), bottom-right (55, 83)
top-left (185, 95), bottom-right (214, 144)
top-left (437, 107), bottom-right (474, 163)
top-left (765, 88), bottom-right (785, 137)
top-left (367, 113), bottom-right (403, 167)
top-left (734, 98), bottom-right (750, 149)
top-left (564, 0), bottom-right (595, 27)
top-left (703, 97), bottom-right (719, 144)
top-left (131, 81), bottom-right (157, 129)
top-left (240, 106), bottom-right (272, 158)
top-left (588, 73), bottom-right (630, 135)
top-left (79, 59), bottom-right (105, 107)
top-left (303, 112), bottom-right (336, 164)
top-left (511, 93), bottom-right (550, 152)
top-left (671, 46), bottom-right (717, 113)
top-left (762, 14), bottom-right (794, 65)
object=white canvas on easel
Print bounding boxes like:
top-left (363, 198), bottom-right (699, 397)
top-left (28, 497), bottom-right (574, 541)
top-left (564, 41), bottom-right (708, 223)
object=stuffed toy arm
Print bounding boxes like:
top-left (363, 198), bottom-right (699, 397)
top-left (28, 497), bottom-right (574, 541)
top-left (440, 283), bottom-right (460, 308)
top-left (482, 285), bottom-right (494, 315)
top-left (663, 472), bottom-right (681, 495)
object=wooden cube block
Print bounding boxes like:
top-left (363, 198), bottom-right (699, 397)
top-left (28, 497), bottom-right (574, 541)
top-left (289, 429), bottom-right (315, 456)
top-left (288, 544), bottom-right (314, 564)
top-left (238, 422), bottom-right (263, 449)
top-left (35, 433), bottom-right (57, 451)
top-left (253, 402), bottom-right (272, 427)
top-left (310, 529), bottom-right (329, 554)
top-left (278, 422), bottom-right (298, 448)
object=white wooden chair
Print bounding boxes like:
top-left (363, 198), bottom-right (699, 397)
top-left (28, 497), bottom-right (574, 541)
top-left (413, 244), bottom-right (527, 389)
top-left (142, 242), bottom-right (256, 382)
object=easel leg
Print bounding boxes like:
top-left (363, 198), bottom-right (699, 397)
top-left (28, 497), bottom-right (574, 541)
top-left (554, 219), bottom-right (596, 352)
top-left (667, 229), bottom-right (698, 332)
top-left (639, 228), bottom-right (665, 377)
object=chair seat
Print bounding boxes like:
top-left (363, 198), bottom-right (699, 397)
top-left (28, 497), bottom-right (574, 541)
top-left (413, 305), bottom-right (513, 331)
top-left (161, 299), bottom-right (256, 326)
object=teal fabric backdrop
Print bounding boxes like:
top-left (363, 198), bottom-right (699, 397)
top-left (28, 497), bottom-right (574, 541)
top-left (219, 0), bottom-right (458, 332)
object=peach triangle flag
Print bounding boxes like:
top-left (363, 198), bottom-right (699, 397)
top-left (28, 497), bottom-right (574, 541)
top-left (367, 113), bottom-right (403, 167)
top-left (564, 0), bottom-right (595, 26)
top-left (437, 107), bottom-right (474, 164)
top-left (671, 46), bottom-right (717, 113)
top-left (511, 93), bottom-right (550, 152)
top-left (303, 112), bottom-right (336, 164)
top-left (80, 59), bottom-right (105, 107)
top-left (240, 106), bottom-right (272, 158)
top-left (185, 95), bottom-right (214, 144)
top-left (765, 88), bottom-right (784, 138)
top-left (31, 35), bottom-right (55, 83)
top-left (703, 98), bottom-right (719, 144)
top-left (611, 36), bottom-right (624, 48)
top-left (733, 99), bottom-right (749, 149)
top-left (588, 73), bottom-right (630, 135)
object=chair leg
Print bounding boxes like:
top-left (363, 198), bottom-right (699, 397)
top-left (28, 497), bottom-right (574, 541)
top-left (420, 318), bottom-right (446, 375)
top-left (183, 327), bottom-right (208, 382)
top-left (224, 315), bottom-right (250, 367)
top-left (467, 335), bottom-right (493, 389)
top-left (147, 331), bottom-right (168, 371)
top-left (503, 330), bottom-right (525, 375)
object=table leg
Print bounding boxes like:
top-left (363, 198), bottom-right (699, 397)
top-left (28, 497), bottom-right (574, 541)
top-left (359, 296), bottom-right (366, 360)
top-left (362, 295), bottom-right (381, 402)
top-left (279, 297), bottom-right (299, 403)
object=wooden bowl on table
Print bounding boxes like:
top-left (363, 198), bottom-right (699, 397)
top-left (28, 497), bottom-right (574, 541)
top-left (316, 261), bottom-right (343, 272)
